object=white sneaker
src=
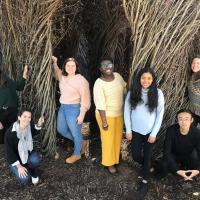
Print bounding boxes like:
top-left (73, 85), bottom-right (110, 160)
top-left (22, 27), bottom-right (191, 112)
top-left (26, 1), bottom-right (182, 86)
top-left (31, 176), bottom-right (39, 185)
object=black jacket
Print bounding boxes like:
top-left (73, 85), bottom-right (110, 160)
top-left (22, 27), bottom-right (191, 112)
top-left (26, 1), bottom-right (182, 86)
top-left (5, 122), bottom-right (40, 165)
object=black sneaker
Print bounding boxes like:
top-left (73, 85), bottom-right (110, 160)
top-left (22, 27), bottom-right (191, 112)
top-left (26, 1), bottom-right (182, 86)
top-left (155, 170), bottom-right (168, 181)
top-left (136, 182), bottom-right (148, 200)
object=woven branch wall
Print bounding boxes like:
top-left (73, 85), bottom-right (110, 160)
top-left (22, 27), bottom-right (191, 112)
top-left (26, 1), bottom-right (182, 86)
top-left (0, 0), bottom-right (200, 157)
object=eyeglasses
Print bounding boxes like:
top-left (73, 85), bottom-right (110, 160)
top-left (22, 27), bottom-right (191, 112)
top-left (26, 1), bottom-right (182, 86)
top-left (177, 118), bottom-right (192, 123)
top-left (101, 63), bottom-right (113, 69)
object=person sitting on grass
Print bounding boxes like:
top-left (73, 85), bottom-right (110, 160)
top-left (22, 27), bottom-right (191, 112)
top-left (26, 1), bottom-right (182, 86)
top-left (4, 109), bottom-right (44, 185)
top-left (160, 109), bottom-right (200, 181)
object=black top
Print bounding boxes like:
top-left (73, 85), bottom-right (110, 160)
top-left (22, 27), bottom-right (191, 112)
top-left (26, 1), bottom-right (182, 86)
top-left (5, 123), bottom-right (39, 165)
top-left (164, 124), bottom-right (200, 171)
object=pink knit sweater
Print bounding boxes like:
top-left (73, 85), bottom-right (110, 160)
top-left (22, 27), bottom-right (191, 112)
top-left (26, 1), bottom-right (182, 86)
top-left (54, 65), bottom-right (90, 117)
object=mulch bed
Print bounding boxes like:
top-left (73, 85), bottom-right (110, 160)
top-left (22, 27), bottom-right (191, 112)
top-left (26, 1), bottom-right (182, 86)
top-left (0, 139), bottom-right (200, 200)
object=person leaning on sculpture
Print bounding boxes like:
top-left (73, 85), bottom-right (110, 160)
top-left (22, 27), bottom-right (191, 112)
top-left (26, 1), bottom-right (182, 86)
top-left (159, 109), bottom-right (200, 181)
top-left (52, 56), bottom-right (91, 164)
top-left (0, 65), bottom-right (28, 144)
top-left (5, 109), bottom-right (44, 185)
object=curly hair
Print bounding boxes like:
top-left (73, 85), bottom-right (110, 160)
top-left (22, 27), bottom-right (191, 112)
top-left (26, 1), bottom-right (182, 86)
top-left (130, 66), bottom-right (158, 113)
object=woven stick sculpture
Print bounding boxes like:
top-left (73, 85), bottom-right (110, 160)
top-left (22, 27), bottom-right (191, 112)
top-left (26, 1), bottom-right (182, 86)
top-left (0, 0), bottom-right (60, 155)
top-left (122, 0), bottom-right (200, 158)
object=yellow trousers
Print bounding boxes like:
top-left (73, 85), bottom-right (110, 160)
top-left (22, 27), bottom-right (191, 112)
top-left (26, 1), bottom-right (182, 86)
top-left (96, 113), bottom-right (123, 166)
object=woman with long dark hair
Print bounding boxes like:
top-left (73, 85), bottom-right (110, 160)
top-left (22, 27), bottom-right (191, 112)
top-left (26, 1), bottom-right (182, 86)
top-left (0, 65), bottom-right (28, 144)
top-left (52, 56), bottom-right (90, 164)
top-left (188, 55), bottom-right (200, 126)
top-left (124, 66), bottom-right (164, 197)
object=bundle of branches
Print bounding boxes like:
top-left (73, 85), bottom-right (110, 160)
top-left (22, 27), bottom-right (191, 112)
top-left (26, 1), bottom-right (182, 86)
top-left (0, 0), bottom-right (60, 155)
top-left (122, 0), bottom-right (200, 158)
top-left (80, 0), bottom-right (131, 82)
top-left (190, 29), bottom-right (200, 61)
top-left (52, 0), bottom-right (81, 48)
top-left (52, 0), bottom-right (81, 53)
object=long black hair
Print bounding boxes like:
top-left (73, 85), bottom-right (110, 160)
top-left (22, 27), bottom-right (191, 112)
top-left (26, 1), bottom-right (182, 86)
top-left (130, 66), bottom-right (158, 113)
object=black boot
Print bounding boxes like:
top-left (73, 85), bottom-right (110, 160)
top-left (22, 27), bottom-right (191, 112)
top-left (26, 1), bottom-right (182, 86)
top-left (136, 180), bottom-right (148, 200)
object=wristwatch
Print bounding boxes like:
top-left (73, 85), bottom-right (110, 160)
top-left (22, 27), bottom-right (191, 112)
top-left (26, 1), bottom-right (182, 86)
top-left (103, 124), bottom-right (109, 129)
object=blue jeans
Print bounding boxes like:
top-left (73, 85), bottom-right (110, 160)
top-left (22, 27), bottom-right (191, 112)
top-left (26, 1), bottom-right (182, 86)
top-left (57, 104), bottom-right (83, 156)
top-left (9, 151), bottom-right (41, 185)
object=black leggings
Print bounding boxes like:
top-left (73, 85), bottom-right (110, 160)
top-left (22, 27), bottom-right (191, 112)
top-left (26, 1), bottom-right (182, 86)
top-left (163, 153), bottom-right (199, 174)
top-left (0, 107), bottom-right (18, 144)
top-left (131, 131), bottom-right (153, 180)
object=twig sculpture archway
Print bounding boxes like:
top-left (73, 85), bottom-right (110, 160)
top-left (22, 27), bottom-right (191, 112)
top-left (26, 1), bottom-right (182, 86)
top-left (1, 0), bottom-right (200, 158)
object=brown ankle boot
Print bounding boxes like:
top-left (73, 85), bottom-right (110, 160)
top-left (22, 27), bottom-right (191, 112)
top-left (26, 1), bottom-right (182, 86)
top-left (65, 155), bottom-right (81, 164)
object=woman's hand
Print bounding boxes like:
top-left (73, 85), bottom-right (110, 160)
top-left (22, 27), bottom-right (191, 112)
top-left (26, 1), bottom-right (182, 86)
top-left (52, 56), bottom-right (58, 63)
top-left (37, 116), bottom-right (45, 127)
top-left (23, 65), bottom-right (28, 79)
top-left (76, 115), bottom-right (84, 125)
top-left (0, 122), bottom-right (4, 130)
top-left (126, 133), bottom-right (132, 141)
top-left (148, 135), bottom-right (156, 143)
top-left (102, 122), bottom-right (109, 131)
top-left (17, 164), bottom-right (28, 178)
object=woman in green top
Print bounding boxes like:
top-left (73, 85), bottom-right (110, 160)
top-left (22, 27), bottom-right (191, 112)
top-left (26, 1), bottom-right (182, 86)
top-left (0, 65), bottom-right (28, 143)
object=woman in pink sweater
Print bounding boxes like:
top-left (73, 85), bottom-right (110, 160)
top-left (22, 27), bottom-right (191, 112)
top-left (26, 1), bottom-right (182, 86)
top-left (52, 56), bottom-right (90, 164)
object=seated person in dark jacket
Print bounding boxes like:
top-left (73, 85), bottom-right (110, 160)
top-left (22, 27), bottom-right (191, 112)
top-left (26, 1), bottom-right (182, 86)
top-left (162, 109), bottom-right (200, 181)
top-left (5, 109), bottom-right (44, 185)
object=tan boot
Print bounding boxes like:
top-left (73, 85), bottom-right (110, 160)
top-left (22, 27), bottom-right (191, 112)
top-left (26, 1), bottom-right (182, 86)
top-left (65, 155), bottom-right (81, 164)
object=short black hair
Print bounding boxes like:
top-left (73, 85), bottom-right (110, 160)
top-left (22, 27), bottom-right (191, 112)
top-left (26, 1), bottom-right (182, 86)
top-left (99, 56), bottom-right (113, 66)
top-left (176, 109), bottom-right (193, 119)
top-left (18, 108), bottom-right (32, 116)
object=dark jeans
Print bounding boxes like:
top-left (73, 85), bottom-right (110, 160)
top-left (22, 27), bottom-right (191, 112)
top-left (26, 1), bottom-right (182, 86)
top-left (0, 107), bottom-right (18, 144)
top-left (163, 153), bottom-right (200, 174)
top-left (131, 131), bottom-right (153, 180)
top-left (9, 151), bottom-right (41, 185)
top-left (192, 113), bottom-right (200, 127)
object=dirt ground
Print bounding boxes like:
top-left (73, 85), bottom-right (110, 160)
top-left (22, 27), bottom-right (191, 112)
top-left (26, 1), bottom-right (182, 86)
top-left (1, 139), bottom-right (200, 200)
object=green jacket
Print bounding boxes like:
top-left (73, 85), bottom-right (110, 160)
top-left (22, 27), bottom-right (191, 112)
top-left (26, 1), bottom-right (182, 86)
top-left (0, 77), bottom-right (26, 108)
